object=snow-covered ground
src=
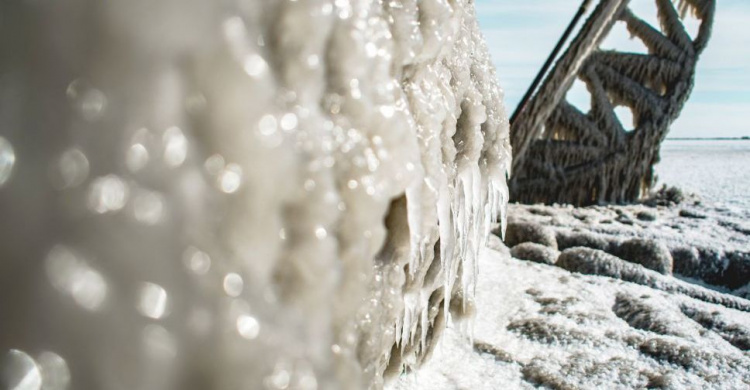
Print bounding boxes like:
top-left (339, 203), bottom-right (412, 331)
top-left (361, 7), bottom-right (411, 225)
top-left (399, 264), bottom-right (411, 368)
top-left (392, 201), bottom-right (750, 389)
top-left (392, 246), bottom-right (750, 389)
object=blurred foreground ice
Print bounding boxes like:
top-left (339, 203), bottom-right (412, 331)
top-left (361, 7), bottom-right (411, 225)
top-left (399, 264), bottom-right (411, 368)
top-left (0, 0), bottom-right (510, 389)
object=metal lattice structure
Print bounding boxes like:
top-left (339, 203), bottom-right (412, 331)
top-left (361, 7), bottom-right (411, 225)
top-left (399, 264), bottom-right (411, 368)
top-left (510, 0), bottom-right (716, 205)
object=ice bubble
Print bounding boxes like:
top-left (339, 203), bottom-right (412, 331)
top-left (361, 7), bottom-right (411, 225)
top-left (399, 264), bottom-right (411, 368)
top-left (137, 282), bottom-right (169, 319)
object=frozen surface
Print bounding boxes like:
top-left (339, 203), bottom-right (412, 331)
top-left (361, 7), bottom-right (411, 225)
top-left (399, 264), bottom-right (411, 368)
top-left (0, 1), bottom-right (510, 389)
top-left (391, 244), bottom-right (750, 390)
top-left (656, 140), bottom-right (750, 209)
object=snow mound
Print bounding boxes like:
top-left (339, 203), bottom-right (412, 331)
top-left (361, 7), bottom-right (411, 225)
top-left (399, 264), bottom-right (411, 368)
top-left (502, 222), bottom-right (558, 250)
top-left (610, 238), bottom-right (673, 275)
top-left (510, 243), bottom-right (560, 266)
top-left (0, 0), bottom-right (510, 389)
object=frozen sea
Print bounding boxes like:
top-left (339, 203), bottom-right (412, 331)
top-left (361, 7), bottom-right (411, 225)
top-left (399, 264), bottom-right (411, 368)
top-left (656, 139), bottom-right (750, 209)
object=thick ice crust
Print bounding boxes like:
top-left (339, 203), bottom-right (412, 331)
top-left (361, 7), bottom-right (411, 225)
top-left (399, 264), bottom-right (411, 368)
top-left (0, 0), bottom-right (510, 389)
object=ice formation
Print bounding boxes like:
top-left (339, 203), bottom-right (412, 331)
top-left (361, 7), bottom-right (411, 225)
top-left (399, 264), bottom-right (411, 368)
top-left (0, 0), bottom-right (510, 389)
top-left (510, 0), bottom-right (716, 205)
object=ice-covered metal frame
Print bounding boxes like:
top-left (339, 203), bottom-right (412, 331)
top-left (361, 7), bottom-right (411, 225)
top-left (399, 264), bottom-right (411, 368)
top-left (510, 0), bottom-right (716, 205)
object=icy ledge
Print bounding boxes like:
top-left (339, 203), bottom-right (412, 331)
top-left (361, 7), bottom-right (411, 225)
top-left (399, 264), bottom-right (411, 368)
top-left (0, 0), bottom-right (510, 389)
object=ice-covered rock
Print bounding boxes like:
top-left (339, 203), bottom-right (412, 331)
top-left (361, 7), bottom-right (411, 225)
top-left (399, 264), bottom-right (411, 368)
top-left (610, 238), bottom-right (673, 275)
top-left (643, 185), bottom-right (689, 207)
top-left (556, 230), bottom-right (614, 251)
top-left (0, 0), bottom-right (510, 389)
top-left (557, 247), bottom-right (750, 312)
top-left (507, 201), bottom-right (750, 298)
top-left (510, 243), bottom-right (560, 265)
top-left (636, 210), bottom-right (658, 222)
top-left (502, 222), bottom-right (558, 250)
top-left (671, 245), bottom-right (702, 275)
top-left (674, 247), bottom-right (750, 291)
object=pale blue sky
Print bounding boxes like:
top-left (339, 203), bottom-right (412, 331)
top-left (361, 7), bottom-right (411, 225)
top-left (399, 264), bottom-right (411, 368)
top-left (476, 0), bottom-right (750, 138)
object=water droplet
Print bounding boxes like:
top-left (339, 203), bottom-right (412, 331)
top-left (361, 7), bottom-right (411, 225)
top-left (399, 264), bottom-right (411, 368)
top-left (264, 361), bottom-right (291, 390)
top-left (133, 190), bottom-right (165, 225)
top-left (314, 226), bottom-right (327, 240)
top-left (218, 164), bottom-right (243, 194)
top-left (296, 372), bottom-right (318, 390)
top-left (163, 127), bottom-right (187, 168)
top-left (379, 105), bottom-right (395, 118)
top-left (306, 55), bottom-right (319, 68)
top-left (303, 179), bottom-right (316, 191)
top-left (204, 154), bottom-right (225, 176)
top-left (2, 349), bottom-right (41, 390)
top-left (236, 314), bottom-right (260, 339)
top-left (66, 80), bottom-right (106, 121)
top-left (80, 90), bottom-right (106, 121)
top-left (243, 54), bottom-right (268, 77)
top-left (258, 115), bottom-right (278, 136)
top-left (126, 143), bottom-right (149, 172)
top-left (88, 175), bottom-right (129, 214)
top-left (45, 245), bottom-right (108, 311)
top-left (347, 180), bottom-right (358, 190)
top-left (365, 42), bottom-right (378, 58)
top-left (223, 273), bottom-right (244, 297)
top-left (336, 1), bottom-right (352, 19)
top-left (279, 113), bottom-right (298, 131)
top-left (36, 351), bottom-right (70, 390)
top-left (279, 228), bottom-right (287, 240)
top-left (137, 282), bottom-right (169, 319)
top-left (222, 16), bottom-right (246, 41)
top-left (0, 136), bottom-right (16, 187)
top-left (53, 148), bottom-right (89, 189)
top-left (183, 247), bottom-right (211, 275)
